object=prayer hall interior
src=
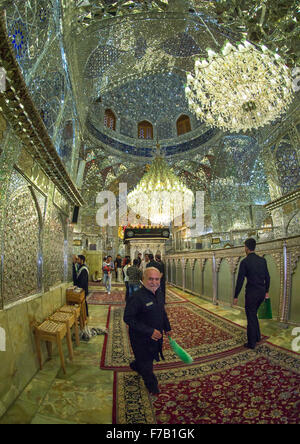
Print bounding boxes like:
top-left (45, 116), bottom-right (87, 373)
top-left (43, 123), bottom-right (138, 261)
top-left (0, 0), bottom-right (299, 425)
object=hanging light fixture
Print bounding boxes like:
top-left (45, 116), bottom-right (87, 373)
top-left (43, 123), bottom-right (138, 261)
top-left (185, 39), bottom-right (294, 133)
top-left (127, 148), bottom-right (194, 226)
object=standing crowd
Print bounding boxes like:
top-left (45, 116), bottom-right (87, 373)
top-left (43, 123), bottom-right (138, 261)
top-left (101, 252), bottom-right (166, 303)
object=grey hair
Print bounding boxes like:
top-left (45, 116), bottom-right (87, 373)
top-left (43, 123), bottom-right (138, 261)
top-left (143, 267), bottom-right (162, 279)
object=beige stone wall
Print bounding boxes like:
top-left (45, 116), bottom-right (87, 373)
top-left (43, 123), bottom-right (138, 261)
top-left (0, 282), bottom-right (71, 418)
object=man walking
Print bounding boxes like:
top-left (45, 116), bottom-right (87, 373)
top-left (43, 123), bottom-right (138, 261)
top-left (127, 259), bottom-right (143, 298)
top-left (123, 267), bottom-right (171, 395)
top-left (233, 238), bottom-right (270, 349)
top-left (102, 255), bottom-right (114, 294)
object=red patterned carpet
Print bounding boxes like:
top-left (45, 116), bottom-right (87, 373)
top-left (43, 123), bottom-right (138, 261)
top-left (113, 343), bottom-right (300, 424)
top-left (88, 289), bottom-right (125, 305)
top-left (88, 288), bottom-right (187, 306)
top-left (89, 281), bottom-right (124, 287)
top-left (100, 299), bottom-right (265, 370)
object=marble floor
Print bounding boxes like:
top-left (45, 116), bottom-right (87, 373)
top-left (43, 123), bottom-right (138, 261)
top-left (0, 287), bottom-right (298, 424)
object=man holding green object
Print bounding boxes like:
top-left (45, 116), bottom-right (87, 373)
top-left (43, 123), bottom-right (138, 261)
top-left (123, 267), bottom-right (171, 395)
top-left (233, 238), bottom-right (270, 350)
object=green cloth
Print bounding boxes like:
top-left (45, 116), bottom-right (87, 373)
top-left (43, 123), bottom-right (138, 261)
top-left (258, 298), bottom-right (272, 319)
top-left (168, 337), bottom-right (193, 364)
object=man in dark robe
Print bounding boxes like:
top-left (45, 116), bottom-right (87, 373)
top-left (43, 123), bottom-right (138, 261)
top-left (123, 267), bottom-right (171, 395)
top-left (75, 254), bottom-right (89, 318)
top-left (234, 238), bottom-right (270, 349)
top-left (155, 254), bottom-right (166, 303)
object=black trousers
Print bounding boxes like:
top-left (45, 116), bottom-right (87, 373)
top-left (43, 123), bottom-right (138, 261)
top-left (125, 282), bottom-right (129, 302)
top-left (245, 292), bottom-right (265, 347)
top-left (132, 359), bottom-right (158, 393)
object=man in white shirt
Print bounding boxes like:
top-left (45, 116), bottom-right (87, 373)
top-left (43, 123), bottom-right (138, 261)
top-left (102, 255), bottom-right (114, 294)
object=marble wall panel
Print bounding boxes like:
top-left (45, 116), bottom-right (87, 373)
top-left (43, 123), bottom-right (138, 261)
top-left (5, 303), bottom-right (38, 401)
top-left (171, 261), bottom-right (176, 285)
top-left (0, 282), bottom-right (72, 418)
top-left (193, 260), bottom-right (203, 295)
top-left (185, 262), bottom-right (193, 291)
top-left (27, 295), bottom-right (44, 326)
top-left (203, 259), bottom-right (213, 301)
top-left (263, 254), bottom-right (281, 320)
top-left (0, 309), bottom-right (16, 415)
top-left (51, 286), bottom-right (63, 312)
top-left (290, 261), bottom-right (300, 324)
top-left (217, 259), bottom-right (232, 305)
top-left (41, 291), bottom-right (55, 319)
top-left (176, 262), bottom-right (183, 287)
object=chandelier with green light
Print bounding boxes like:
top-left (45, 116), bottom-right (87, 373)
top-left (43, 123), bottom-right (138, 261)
top-left (127, 154), bottom-right (194, 226)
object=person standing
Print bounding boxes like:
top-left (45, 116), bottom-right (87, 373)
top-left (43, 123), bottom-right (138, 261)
top-left (123, 257), bottom-right (131, 302)
top-left (102, 255), bottom-right (114, 294)
top-left (127, 259), bottom-right (143, 298)
top-left (141, 253), bottom-right (150, 273)
top-left (75, 255), bottom-right (89, 319)
top-left (233, 238), bottom-right (270, 349)
top-left (123, 267), bottom-right (171, 395)
top-left (114, 254), bottom-right (122, 282)
top-left (146, 253), bottom-right (159, 269)
top-left (155, 254), bottom-right (166, 303)
top-left (137, 253), bottom-right (142, 268)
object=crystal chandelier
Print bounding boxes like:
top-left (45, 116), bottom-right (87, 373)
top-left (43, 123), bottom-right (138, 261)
top-left (127, 152), bottom-right (194, 226)
top-left (185, 40), bottom-right (294, 133)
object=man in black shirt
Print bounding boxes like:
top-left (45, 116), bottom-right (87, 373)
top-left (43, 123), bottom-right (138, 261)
top-left (137, 253), bottom-right (142, 268)
top-left (155, 254), bottom-right (166, 303)
top-left (123, 267), bottom-right (171, 395)
top-left (114, 254), bottom-right (122, 282)
top-left (234, 238), bottom-right (270, 349)
top-left (75, 255), bottom-right (89, 318)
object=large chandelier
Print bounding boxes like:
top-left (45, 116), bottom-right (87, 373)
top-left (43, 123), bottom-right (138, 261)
top-left (185, 40), bottom-right (294, 133)
top-left (127, 153), bottom-right (194, 226)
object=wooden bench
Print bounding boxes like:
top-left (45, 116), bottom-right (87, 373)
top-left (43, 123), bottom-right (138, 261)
top-left (59, 304), bottom-right (81, 346)
top-left (66, 289), bottom-right (87, 329)
top-left (34, 320), bottom-right (68, 374)
top-left (49, 311), bottom-right (76, 361)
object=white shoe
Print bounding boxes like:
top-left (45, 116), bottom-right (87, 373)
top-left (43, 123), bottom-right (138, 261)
top-left (108, 291), bottom-right (111, 295)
